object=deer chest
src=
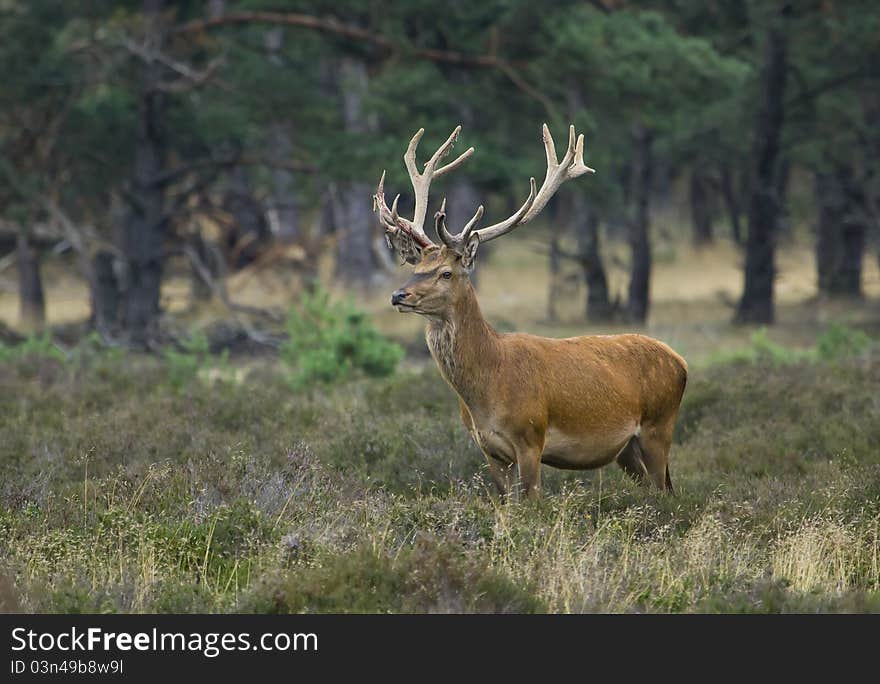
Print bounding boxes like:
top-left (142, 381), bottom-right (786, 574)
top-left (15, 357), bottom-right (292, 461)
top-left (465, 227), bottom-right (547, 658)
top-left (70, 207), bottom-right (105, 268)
top-left (425, 322), bottom-right (457, 382)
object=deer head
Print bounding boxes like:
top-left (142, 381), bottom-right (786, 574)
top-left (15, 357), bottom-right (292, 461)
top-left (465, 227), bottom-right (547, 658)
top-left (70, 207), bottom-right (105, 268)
top-left (374, 124), bottom-right (594, 317)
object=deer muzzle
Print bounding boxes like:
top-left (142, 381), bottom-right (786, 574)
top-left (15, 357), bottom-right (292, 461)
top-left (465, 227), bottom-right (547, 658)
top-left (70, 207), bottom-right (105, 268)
top-left (391, 289), bottom-right (411, 306)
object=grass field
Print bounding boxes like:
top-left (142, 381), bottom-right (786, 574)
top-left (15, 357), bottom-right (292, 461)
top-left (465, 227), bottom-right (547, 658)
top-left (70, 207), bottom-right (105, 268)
top-left (0, 324), bottom-right (878, 613)
top-left (1, 235), bottom-right (879, 613)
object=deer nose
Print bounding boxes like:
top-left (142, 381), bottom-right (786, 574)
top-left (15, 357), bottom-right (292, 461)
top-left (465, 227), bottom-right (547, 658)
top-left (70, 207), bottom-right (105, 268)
top-left (391, 289), bottom-right (410, 306)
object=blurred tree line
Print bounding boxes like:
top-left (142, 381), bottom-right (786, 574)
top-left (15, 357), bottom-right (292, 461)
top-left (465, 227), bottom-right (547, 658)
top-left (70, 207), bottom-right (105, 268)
top-left (0, 0), bottom-right (877, 347)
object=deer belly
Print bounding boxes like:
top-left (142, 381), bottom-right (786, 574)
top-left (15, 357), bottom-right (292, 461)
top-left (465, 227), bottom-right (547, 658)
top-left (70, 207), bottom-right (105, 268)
top-left (541, 424), bottom-right (636, 470)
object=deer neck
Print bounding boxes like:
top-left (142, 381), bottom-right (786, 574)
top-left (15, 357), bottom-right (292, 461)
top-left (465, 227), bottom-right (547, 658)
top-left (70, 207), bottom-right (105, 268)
top-left (425, 281), bottom-right (499, 407)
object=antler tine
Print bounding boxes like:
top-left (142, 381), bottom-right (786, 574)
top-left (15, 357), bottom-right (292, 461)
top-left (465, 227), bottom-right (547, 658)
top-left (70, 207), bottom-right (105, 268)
top-left (373, 171), bottom-right (393, 230)
top-left (460, 204), bottom-right (485, 243)
top-left (435, 146), bottom-right (475, 178)
top-left (471, 124), bottom-right (594, 246)
top-left (373, 169), bottom-right (386, 212)
top-left (544, 124), bottom-right (558, 167)
top-left (403, 128), bottom-right (426, 180)
top-left (472, 177), bottom-right (537, 244)
top-left (425, 126), bottom-right (462, 171)
top-left (435, 196), bottom-right (486, 249)
top-left (434, 197), bottom-right (455, 246)
top-left (523, 123), bottom-right (595, 223)
top-left (401, 125), bottom-right (472, 243)
top-left (374, 171), bottom-right (433, 249)
top-left (570, 133), bottom-right (595, 178)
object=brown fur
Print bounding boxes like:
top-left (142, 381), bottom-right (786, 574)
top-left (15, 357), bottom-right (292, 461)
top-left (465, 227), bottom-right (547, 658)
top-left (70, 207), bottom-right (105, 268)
top-left (394, 246), bottom-right (688, 499)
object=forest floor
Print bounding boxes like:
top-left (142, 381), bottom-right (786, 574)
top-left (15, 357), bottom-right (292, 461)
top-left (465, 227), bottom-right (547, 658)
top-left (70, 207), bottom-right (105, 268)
top-left (1, 235), bottom-right (879, 612)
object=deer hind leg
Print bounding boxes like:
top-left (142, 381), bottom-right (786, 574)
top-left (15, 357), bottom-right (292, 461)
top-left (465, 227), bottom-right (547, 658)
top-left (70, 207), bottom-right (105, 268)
top-left (616, 436), bottom-right (649, 485)
top-left (615, 429), bottom-right (674, 493)
top-left (634, 422), bottom-right (675, 493)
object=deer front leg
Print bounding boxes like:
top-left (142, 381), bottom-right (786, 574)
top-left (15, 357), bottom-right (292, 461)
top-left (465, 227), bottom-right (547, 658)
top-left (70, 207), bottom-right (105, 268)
top-left (484, 451), bottom-right (516, 499)
top-left (462, 402), bottom-right (516, 499)
top-left (515, 445), bottom-right (543, 500)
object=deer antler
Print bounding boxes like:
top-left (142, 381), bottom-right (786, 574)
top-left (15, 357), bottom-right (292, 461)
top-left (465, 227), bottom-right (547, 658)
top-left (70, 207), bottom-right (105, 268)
top-left (373, 126), bottom-right (474, 262)
top-left (378, 123), bottom-right (594, 261)
top-left (433, 197), bottom-right (486, 253)
top-left (471, 124), bottom-right (594, 244)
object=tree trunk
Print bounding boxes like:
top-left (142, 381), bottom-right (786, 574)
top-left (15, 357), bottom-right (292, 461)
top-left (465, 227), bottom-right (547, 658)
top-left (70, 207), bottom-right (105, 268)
top-left (207, 0), bottom-right (225, 19)
top-left (719, 163), bottom-right (743, 244)
top-left (223, 167), bottom-right (268, 268)
top-left (545, 196), bottom-right (574, 323)
top-left (92, 250), bottom-right (120, 335)
top-left (16, 230), bottom-right (45, 332)
top-left (841, 215), bottom-right (866, 297)
top-left (119, 0), bottom-right (168, 348)
top-left (189, 230), bottom-right (216, 303)
top-left (546, 237), bottom-right (561, 323)
top-left (263, 28), bottom-right (299, 244)
top-left (735, 6), bottom-right (790, 325)
top-left (816, 166), bottom-right (866, 298)
top-left (331, 180), bottom-right (378, 285)
top-left (653, 158), bottom-right (676, 212)
top-left (334, 56), bottom-right (381, 286)
top-left (690, 163), bottom-right (714, 246)
top-left (774, 156), bottom-right (792, 239)
top-left (570, 193), bottom-right (613, 322)
top-left (627, 124), bottom-right (653, 324)
top-left (266, 123), bottom-right (299, 244)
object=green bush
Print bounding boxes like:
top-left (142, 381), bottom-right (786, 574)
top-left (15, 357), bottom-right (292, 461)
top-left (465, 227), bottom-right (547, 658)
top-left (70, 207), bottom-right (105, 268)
top-left (281, 286), bottom-right (403, 388)
top-left (749, 327), bottom-right (811, 364)
top-left (706, 324), bottom-right (873, 368)
top-left (816, 323), bottom-right (871, 361)
top-left (164, 331), bottom-right (231, 390)
top-left (0, 332), bottom-right (66, 365)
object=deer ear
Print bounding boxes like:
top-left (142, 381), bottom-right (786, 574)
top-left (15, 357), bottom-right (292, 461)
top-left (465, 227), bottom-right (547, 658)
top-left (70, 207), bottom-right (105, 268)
top-left (460, 233), bottom-right (480, 270)
top-left (387, 230), bottom-right (423, 264)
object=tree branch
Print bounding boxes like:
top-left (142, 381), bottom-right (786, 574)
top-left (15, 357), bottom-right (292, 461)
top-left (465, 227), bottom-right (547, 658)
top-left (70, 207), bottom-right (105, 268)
top-left (173, 11), bottom-right (558, 118)
top-left (174, 11), bottom-right (391, 49)
top-left (153, 155), bottom-right (316, 188)
top-left (121, 37), bottom-right (226, 93)
top-left (181, 243), bottom-right (283, 348)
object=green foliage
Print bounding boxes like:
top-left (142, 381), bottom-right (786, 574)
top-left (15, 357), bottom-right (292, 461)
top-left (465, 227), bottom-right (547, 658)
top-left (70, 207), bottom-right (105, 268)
top-left (164, 331), bottom-right (209, 389)
top-left (281, 286), bottom-right (403, 389)
top-left (164, 331), bottom-right (233, 390)
top-left (706, 324), bottom-right (874, 367)
top-left (815, 323), bottom-right (871, 362)
top-left (747, 328), bottom-right (813, 364)
top-left (0, 333), bottom-right (66, 365)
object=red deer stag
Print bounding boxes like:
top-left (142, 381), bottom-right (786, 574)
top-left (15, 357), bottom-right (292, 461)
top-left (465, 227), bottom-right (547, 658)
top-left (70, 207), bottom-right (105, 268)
top-left (373, 124), bottom-right (687, 499)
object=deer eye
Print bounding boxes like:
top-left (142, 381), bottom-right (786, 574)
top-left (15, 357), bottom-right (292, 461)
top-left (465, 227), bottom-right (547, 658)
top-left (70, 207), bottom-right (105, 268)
top-left (441, 271), bottom-right (452, 279)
